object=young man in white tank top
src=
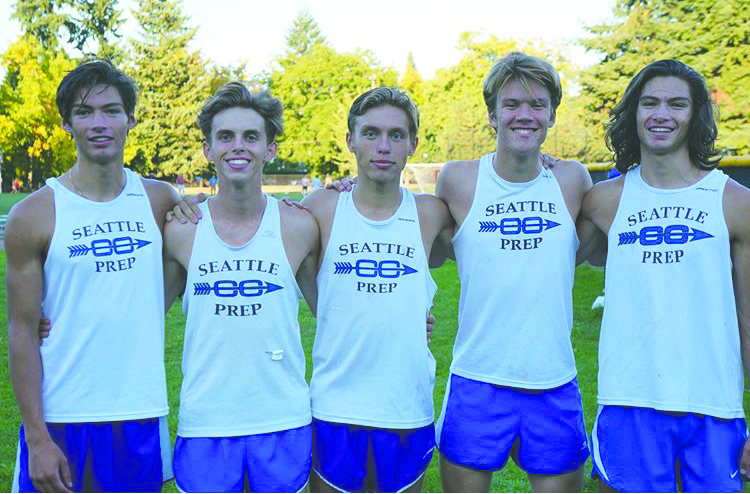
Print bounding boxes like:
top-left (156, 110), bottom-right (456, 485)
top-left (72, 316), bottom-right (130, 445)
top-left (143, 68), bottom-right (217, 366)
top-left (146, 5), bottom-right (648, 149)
top-left (163, 83), bottom-right (320, 492)
top-left (6, 59), bottom-right (180, 492)
top-left (578, 59), bottom-right (750, 492)
top-left (433, 52), bottom-right (594, 492)
top-left (302, 88), bottom-right (453, 492)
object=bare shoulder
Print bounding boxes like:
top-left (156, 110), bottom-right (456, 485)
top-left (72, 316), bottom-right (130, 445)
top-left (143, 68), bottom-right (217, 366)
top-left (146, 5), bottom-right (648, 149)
top-left (723, 178), bottom-right (750, 238)
top-left (415, 193), bottom-right (449, 216)
top-left (142, 177), bottom-right (179, 214)
top-left (583, 175), bottom-right (625, 215)
top-left (438, 160), bottom-right (480, 185)
top-left (279, 197), bottom-right (319, 238)
top-left (6, 186), bottom-right (55, 251)
top-left (301, 188), bottom-right (339, 219)
top-left (164, 211), bottom-right (198, 241)
top-left (550, 159), bottom-right (591, 187)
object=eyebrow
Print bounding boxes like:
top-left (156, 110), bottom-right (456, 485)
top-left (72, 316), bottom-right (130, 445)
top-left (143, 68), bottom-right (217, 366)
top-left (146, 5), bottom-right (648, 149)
top-left (360, 124), bottom-right (408, 134)
top-left (639, 95), bottom-right (691, 103)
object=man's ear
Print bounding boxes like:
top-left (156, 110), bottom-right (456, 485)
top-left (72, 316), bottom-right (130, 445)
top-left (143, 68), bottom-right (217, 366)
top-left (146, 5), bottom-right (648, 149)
top-left (488, 111), bottom-right (498, 132)
top-left (346, 132), bottom-right (353, 152)
top-left (265, 141), bottom-right (278, 163)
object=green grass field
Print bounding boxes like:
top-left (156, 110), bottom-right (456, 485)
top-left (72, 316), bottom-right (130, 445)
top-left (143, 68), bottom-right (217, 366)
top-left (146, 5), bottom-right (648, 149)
top-left (0, 191), bottom-right (747, 492)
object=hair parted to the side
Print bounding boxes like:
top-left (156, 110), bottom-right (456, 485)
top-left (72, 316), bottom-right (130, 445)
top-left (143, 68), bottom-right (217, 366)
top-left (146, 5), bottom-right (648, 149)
top-left (56, 58), bottom-right (138, 125)
top-left (606, 59), bottom-right (719, 173)
top-left (483, 52), bottom-right (562, 115)
top-left (198, 82), bottom-right (283, 144)
top-left (347, 87), bottom-right (420, 139)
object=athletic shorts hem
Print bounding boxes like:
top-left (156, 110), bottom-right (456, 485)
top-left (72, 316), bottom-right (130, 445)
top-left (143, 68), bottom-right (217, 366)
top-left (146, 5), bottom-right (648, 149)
top-left (313, 468), bottom-right (348, 493)
top-left (436, 445), bottom-right (500, 472)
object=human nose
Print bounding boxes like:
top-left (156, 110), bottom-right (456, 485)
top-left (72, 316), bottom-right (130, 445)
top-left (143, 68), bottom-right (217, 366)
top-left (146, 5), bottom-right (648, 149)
top-left (91, 110), bottom-right (107, 129)
top-left (376, 135), bottom-right (391, 153)
top-left (652, 102), bottom-right (670, 120)
top-left (516, 103), bottom-right (533, 120)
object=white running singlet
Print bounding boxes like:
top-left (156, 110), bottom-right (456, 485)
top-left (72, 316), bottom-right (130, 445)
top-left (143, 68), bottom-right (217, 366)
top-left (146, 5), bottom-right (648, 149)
top-left (451, 153), bottom-right (579, 389)
top-left (598, 167), bottom-right (743, 419)
top-left (311, 187), bottom-right (437, 429)
top-left (41, 169), bottom-right (167, 422)
top-left (179, 198), bottom-right (310, 437)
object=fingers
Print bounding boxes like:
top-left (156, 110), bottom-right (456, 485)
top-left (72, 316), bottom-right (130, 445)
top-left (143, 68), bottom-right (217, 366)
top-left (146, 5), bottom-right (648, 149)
top-left (59, 459), bottom-right (73, 492)
top-left (280, 197), bottom-right (310, 211)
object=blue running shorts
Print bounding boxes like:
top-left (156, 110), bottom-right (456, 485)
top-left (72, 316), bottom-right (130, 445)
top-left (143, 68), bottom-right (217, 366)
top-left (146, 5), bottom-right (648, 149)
top-left (312, 419), bottom-right (434, 492)
top-left (436, 374), bottom-right (589, 475)
top-left (591, 405), bottom-right (747, 492)
top-left (174, 424), bottom-right (312, 493)
top-left (14, 417), bottom-right (172, 492)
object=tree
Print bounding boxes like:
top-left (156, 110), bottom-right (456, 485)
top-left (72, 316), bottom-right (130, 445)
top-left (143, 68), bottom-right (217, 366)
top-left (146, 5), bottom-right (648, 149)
top-left (0, 36), bottom-right (75, 191)
top-left (13, 0), bottom-right (124, 57)
top-left (579, 0), bottom-right (750, 161)
top-left (400, 53), bottom-right (424, 107)
top-left (283, 9), bottom-right (328, 59)
top-left (127, 0), bottom-right (214, 179)
top-left (272, 44), bottom-right (397, 177)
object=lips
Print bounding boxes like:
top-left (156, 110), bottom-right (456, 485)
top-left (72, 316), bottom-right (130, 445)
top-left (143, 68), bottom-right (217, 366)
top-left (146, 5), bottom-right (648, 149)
top-left (371, 160), bottom-right (395, 169)
top-left (225, 157), bottom-right (251, 170)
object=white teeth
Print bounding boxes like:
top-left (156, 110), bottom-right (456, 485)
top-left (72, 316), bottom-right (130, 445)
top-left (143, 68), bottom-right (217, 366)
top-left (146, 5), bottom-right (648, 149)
top-left (650, 127), bottom-right (672, 132)
top-left (91, 137), bottom-right (110, 141)
top-left (227, 159), bottom-right (249, 164)
top-left (514, 129), bottom-right (534, 134)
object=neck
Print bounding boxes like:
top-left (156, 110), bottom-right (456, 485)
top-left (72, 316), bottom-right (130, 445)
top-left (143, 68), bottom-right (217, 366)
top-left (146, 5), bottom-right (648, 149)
top-left (352, 176), bottom-right (402, 221)
top-left (67, 161), bottom-right (126, 201)
top-left (493, 147), bottom-right (542, 183)
top-left (639, 147), bottom-right (706, 188)
top-left (212, 179), bottom-right (266, 221)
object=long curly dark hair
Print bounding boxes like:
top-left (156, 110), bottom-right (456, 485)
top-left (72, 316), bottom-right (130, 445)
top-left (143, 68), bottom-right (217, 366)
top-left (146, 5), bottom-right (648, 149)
top-left (606, 59), bottom-right (719, 173)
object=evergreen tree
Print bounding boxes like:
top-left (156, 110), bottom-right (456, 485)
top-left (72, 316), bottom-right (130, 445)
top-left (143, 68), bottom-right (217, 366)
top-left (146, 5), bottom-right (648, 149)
top-left (580, 0), bottom-right (750, 161)
top-left (127, 0), bottom-right (213, 178)
top-left (13, 0), bottom-right (124, 56)
top-left (283, 8), bottom-right (328, 59)
top-left (400, 53), bottom-right (424, 107)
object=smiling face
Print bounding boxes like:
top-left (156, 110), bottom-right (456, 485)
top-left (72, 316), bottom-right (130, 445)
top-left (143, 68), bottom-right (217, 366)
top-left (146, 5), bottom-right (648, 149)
top-left (347, 104), bottom-right (417, 185)
top-left (489, 79), bottom-right (555, 157)
top-left (636, 76), bottom-right (693, 159)
top-left (203, 106), bottom-right (277, 183)
top-left (64, 84), bottom-right (135, 166)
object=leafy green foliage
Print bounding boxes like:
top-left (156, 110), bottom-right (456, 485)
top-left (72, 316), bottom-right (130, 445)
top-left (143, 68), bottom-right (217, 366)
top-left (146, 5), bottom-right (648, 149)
top-left (272, 40), bottom-right (397, 177)
top-left (0, 37), bottom-right (75, 190)
top-left (13, 0), bottom-right (124, 57)
top-left (579, 0), bottom-right (750, 161)
top-left (126, 0), bottom-right (214, 178)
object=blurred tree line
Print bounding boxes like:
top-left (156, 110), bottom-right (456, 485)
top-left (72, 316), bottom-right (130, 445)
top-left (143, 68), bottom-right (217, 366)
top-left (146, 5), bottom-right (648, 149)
top-left (1, 0), bottom-right (748, 191)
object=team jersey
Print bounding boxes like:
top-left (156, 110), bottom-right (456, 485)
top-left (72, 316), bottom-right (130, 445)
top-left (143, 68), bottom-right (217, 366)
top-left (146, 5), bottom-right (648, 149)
top-left (451, 152), bottom-right (579, 389)
top-left (41, 169), bottom-right (167, 422)
top-left (311, 187), bottom-right (437, 429)
top-left (179, 198), bottom-right (310, 437)
top-left (598, 167), bottom-right (743, 419)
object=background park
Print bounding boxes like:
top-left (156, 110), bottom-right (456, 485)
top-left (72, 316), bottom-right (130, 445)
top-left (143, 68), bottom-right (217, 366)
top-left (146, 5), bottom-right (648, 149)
top-left (1, 0), bottom-right (750, 491)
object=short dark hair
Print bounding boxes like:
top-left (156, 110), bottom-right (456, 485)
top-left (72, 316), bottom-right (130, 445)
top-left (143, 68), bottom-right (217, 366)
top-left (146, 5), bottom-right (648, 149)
top-left (197, 82), bottom-right (283, 144)
top-left (606, 59), bottom-right (719, 173)
top-left (347, 87), bottom-right (419, 139)
top-left (56, 58), bottom-right (137, 125)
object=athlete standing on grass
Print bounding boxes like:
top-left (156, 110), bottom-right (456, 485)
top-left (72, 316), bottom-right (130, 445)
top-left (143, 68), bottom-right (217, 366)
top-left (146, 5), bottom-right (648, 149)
top-left (434, 52), bottom-right (593, 492)
top-left (6, 59), bottom-right (180, 493)
top-left (163, 82), bottom-right (319, 492)
top-left (302, 87), bottom-right (453, 493)
top-left (578, 59), bottom-right (750, 492)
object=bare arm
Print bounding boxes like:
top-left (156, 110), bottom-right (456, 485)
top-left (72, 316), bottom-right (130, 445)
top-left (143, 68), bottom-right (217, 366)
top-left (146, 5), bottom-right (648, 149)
top-left (725, 180), bottom-right (750, 479)
top-left (415, 194), bottom-right (455, 268)
top-left (6, 190), bottom-right (72, 492)
top-left (280, 200), bottom-right (321, 316)
top-left (575, 177), bottom-right (624, 267)
top-left (143, 179), bottom-right (182, 310)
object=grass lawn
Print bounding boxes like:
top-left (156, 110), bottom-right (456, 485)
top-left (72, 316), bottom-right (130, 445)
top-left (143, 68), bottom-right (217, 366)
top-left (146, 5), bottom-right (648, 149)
top-left (0, 190), bottom-right (747, 492)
